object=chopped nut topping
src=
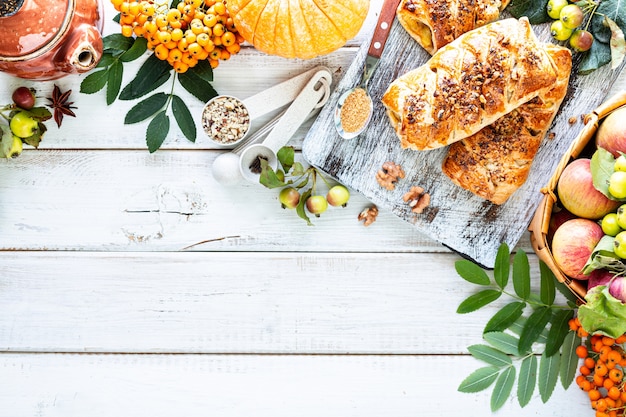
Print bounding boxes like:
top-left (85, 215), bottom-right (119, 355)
top-left (376, 161), bottom-right (405, 191)
top-left (403, 186), bottom-right (430, 214)
top-left (202, 96), bottom-right (250, 144)
top-left (357, 205), bottom-right (378, 226)
top-left (568, 116), bottom-right (578, 124)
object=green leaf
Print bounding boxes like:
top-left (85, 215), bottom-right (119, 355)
top-left (579, 39), bottom-right (612, 75)
top-left (296, 188), bottom-right (313, 226)
top-left (484, 332), bottom-right (520, 356)
top-left (458, 366), bottom-right (500, 393)
top-left (177, 70), bottom-right (218, 103)
top-left (455, 259), bottom-right (491, 285)
top-left (578, 285), bottom-right (626, 338)
top-left (519, 307), bottom-right (552, 354)
top-left (189, 59), bottom-right (214, 82)
top-left (510, 316), bottom-right (549, 344)
top-left (467, 344), bottom-right (512, 367)
top-left (277, 146), bottom-right (295, 173)
top-left (171, 94), bottom-right (196, 143)
top-left (512, 250), bottom-right (530, 299)
top-left (146, 110), bottom-right (170, 153)
top-left (291, 162), bottom-right (305, 177)
top-left (103, 33), bottom-right (134, 52)
top-left (259, 160), bottom-right (287, 189)
top-left (506, 0), bottom-right (550, 24)
top-left (555, 279), bottom-right (579, 305)
top-left (540, 261), bottom-right (556, 306)
top-left (591, 147), bottom-right (617, 199)
top-left (538, 350), bottom-right (560, 403)
top-left (106, 60), bottom-right (123, 105)
top-left (120, 54), bottom-right (172, 100)
top-left (517, 355), bottom-right (537, 408)
top-left (125, 93), bottom-right (168, 124)
top-left (605, 16), bottom-right (626, 70)
top-left (559, 331), bottom-right (582, 390)
top-left (80, 69), bottom-right (109, 94)
top-left (120, 37), bottom-right (148, 62)
top-left (0, 125), bottom-right (12, 158)
top-left (494, 243), bottom-right (510, 289)
top-left (457, 289), bottom-right (501, 314)
top-left (545, 309), bottom-right (575, 357)
top-left (491, 366), bottom-right (515, 412)
top-left (484, 301), bottom-right (526, 333)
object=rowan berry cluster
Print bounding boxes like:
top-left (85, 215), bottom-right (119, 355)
top-left (110, 0), bottom-right (244, 72)
top-left (571, 317), bottom-right (626, 417)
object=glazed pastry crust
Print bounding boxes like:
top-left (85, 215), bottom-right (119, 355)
top-left (441, 44), bottom-right (572, 205)
top-left (381, 17), bottom-right (559, 151)
top-left (396, 0), bottom-right (511, 55)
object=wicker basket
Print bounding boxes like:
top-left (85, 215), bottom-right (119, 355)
top-left (529, 90), bottom-right (626, 304)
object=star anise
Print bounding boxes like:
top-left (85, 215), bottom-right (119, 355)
top-left (47, 84), bottom-right (77, 127)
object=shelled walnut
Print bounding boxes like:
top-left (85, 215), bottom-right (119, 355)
top-left (403, 186), bottom-right (430, 213)
top-left (376, 161), bottom-right (405, 190)
top-left (357, 205), bottom-right (378, 226)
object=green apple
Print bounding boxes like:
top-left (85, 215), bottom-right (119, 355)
top-left (9, 111), bottom-right (38, 138)
top-left (602, 213), bottom-right (622, 236)
top-left (615, 231), bottom-right (626, 259)
top-left (609, 171), bottom-right (626, 199)
top-left (7, 136), bottom-right (23, 159)
top-left (617, 204), bottom-right (626, 229)
top-left (615, 155), bottom-right (626, 172)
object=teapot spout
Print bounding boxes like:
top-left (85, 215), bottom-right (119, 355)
top-left (56, 23), bottom-right (103, 74)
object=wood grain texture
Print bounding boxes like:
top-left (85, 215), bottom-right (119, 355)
top-left (302, 14), bottom-right (626, 268)
top-left (0, 251), bottom-right (555, 354)
top-left (0, 353), bottom-right (589, 417)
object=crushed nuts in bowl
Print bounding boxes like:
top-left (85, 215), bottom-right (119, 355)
top-left (202, 95), bottom-right (251, 146)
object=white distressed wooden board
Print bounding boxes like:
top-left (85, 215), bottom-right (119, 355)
top-left (302, 15), bottom-right (626, 268)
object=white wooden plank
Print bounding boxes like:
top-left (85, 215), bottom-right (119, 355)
top-left (0, 353), bottom-right (589, 417)
top-left (0, 150), bottom-right (464, 252)
top-left (0, 251), bottom-right (560, 353)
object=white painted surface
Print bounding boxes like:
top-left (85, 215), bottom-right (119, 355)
top-left (0, 0), bottom-right (625, 415)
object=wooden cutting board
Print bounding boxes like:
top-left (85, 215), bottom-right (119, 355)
top-left (302, 14), bottom-right (626, 268)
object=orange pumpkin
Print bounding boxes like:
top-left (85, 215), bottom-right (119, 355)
top-left (227, 0), bottom-right (370, 59)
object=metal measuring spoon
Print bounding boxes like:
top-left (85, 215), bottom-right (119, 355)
top-left (334, 0), bottom-right (401, 139)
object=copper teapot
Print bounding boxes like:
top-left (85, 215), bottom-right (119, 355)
top-left (0, 0), bottom-right (104, 80)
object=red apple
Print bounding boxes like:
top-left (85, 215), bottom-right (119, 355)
top-left (547, 207), bottom-right (577, 244)
top-left (552, 218), bottom-right (604, 279)
top-left (596, 106), bottom-right (626, 157)
top-left (557, 158), bottom-right (620, 219)
top-left (587, 269), bottom-right (615, 290)
top-left (609, 275), bottom-right (626, 303)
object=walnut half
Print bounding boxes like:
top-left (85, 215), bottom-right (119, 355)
top-left (376, 161), bottom-right (405, 191)
top-left (403, 186), bottom-right (430, 214)
top-left (357, 205), bottom-right (378, 226)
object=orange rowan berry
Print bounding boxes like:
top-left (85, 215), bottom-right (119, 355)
top-left (585, 357), bottom-right (596, 369)
top-left (187, 42), bottom-right (202, 55)
top-left (594, 373), bottom-right (605, 387)
top-left (603, 377), bottom-right (615, 390)
top-left (578, 327), bottom-right (590, 338)
top-left (154, 44), bottom-right (169, 60)
top-left (121, 24), bottom-right (134, 37)
top-left (219, 49), bottom-right (230, 60)
top-left (595, 412), bottom-right (609, 417)
top-left (119, 1), bottom-right (131, 13)
top-left (606, 397), bottom-right (616, 409)
top-left (209, 49), bottom-right (221, 60)
top-left (235, 33), bottom-right (246, 44)
top-left (143, 20), bottom-right (158, 34)
top-left (213, 23), bottom-right (225, 37)
top-left (609, 368), bottom-right (623, 383)
top-left (155, 14), bottom-right (168, 28)
top-left (616, 334), bottom-right (626, 344)
top-left (225, 17), bottom-right (236, 31)
top-left (596, 399), bottom-right (608, 412)
top-left (213, 1), bottom-right (225, 15)
top-left (209, 58), bottom-right (219, 68)
top-left (168, 48), bottom-right (182, 62)
top-left (594, 339), bottom-right (606, 353)
top-left (204, 0), bottom-right (215, 6)
top-left (140, 1), bottom-right (154, 15)
top-left (601, 346), bottom-right (613, 362)
top-left (608, 349), bottom-right (622, 364)
top-left (609, 411), bottom-right (618, 417)
top-left (167, 8), bottom-right (182, 22)
top-left (596, 362), bottom-right (610, 377)
top-left (577, 345), bottom-right (589, 359)
top-left (590, 389), bottom-right (602, 401)
top-left (221, 31), bottom-right (236, 47)
top-left (170, 20), bottom-right (182, 29)
top-left (172, 61), bottom-right (189, 73)
top-left (608, 386), bottom-right (621, 400)
top-left (133, 25), bottom-right (146, 36)
top-left (111, 0), bottom-right (125, 10)
top-left (171, 28), bottom-right (184, 41)
top-left (226, 42), bottom-right (240, 54)
top-left (203, 13), bottom-right (218, 27)
top-left (196, 49), bottom-right (209, 60)
top-left (128, 1), bottom-right (140, 15)
top-left (603, 337), bottom-right (616, 346)
top-left (177, 38), bottom-right (189, 52)
top-left (184, 30), bottom-right (197, 43)
top-left (190, 19), bottom-right (205, 34)
top-left (621, 390), bottom-right (626, 403)
top-left (120, 13), bottom-right (136, 25)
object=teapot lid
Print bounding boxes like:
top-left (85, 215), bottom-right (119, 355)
top-left (0, 0), bottom-right (69, 57)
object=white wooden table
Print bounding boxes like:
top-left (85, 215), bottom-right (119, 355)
top-left (0, 1), bottom-right (624, 415)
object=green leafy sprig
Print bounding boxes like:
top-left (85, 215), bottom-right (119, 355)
top-left (507, 0), bottom-right (626, 74)
top-left (456, 243), bottom-right (580, 411)
top-left (80, 33), bottom-right (218, 152)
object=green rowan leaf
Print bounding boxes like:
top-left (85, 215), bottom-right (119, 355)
top-left (457, 290), bottom-right (501, 314)
top-left (468, 344), bottom-right (512, 367)
top-left (540, 261), bottom-right (556, 306)
top-left (120, 37), bottom-right (148, 62)
top-left (539, 350), bottom-right (560, 403)
top-left (560, 331), bottom-right (582, 389)
top-left (458, 366), bottom-right (500, 393)
top-left (120, 54), bottom-right (172, 100)
top-left (125, 93), bottom-right (168, 124)
top-left (519, 306), bottom-right (552, 354)
top-left (296, 188), bottom-right (313, 226)
top-left (484, 301), bottom-right (526, 333)
top-left (455, 259), bottom-right (491, 285)
top-left (96, 54), bottom-right (116, 68)
top-left (491, 366), bottom-right (515, 412)
top-left (545, 309), bottom-right (575, 357)
top-left (103, 33), bottom-right (134, 52)
top-left (190, 59), bottom-right (214, 82)
top-left (512, 250), bottom-right (530, 299)
top-left (146, 110), bottom-right (169, 153)
top-left (494, 243), bottom-right (510, 289)
top-left (178, 70), bottom-right (218, 103)
top-left (107, 60), bottom-right (123, 105)
top-left (518, 355), bottom-right (537, 408)
top-left (80, 69), bottom-right (109, 94)
top-left (171, 94), bottom-right (196, 143)
top-left (484, 332), bottom-right (520, 356)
